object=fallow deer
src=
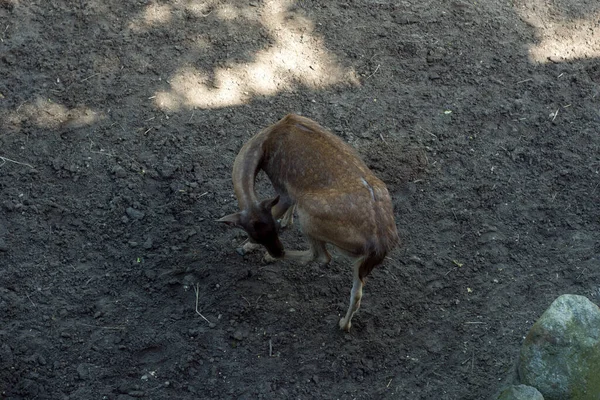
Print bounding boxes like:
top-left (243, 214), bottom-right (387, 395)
top-left (218, 114), bottom-right (399, 332)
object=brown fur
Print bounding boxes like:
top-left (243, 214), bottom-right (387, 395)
top-left (219, 114), bottom-right (399, 331)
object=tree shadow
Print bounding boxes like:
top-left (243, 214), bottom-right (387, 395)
top-left (1, 0), bottom-right (598, 134)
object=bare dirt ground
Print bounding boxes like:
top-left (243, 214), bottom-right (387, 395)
top-left (1, 0), bottom-right (599, 399)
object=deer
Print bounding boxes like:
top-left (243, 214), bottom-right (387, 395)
top-left (218, 114), bottom-right (399, 332)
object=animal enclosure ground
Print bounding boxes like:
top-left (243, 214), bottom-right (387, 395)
top-left (1, 0), bottom-right (599, 399)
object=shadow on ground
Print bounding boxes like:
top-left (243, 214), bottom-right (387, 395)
top-left (1, 0), bottom-right (599, 398)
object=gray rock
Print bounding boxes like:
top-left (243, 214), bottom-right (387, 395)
top-left (143, 237), bottom-right (153, 249)
top-left (518, 294), bottom-right (600, 400)
top-left (111, 165), bottom-right (127, 178)
top-left (126, 207), bottom-right (145, 220)
top-left (497, 384), bottom-right (544, 400)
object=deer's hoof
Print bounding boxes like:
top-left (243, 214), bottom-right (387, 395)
top-left (339, 318), bottom-right (351, 332)
top-left (262, 253), bottom-right (278, 264)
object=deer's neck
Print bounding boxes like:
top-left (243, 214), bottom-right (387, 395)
top-left (232, 132), bottom-right (268, 210)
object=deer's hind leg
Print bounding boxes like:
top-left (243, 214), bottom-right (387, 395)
top-left (339, 256), bottom-right (365, 332)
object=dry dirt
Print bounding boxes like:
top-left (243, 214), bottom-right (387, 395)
top-left (1, 0), bottom-right (600, 399)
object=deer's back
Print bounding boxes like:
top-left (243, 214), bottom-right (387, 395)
top-left (262, 114), bottom-right (376, 192)
top-left (261, 115), bottom-right (398, 256)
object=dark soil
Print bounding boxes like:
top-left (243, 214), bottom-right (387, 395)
top-left (1, 0), bottom-right (599, 399)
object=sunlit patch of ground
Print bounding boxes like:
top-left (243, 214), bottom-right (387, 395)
top-left (516, 0), bottom-right (600, 63)
top-left (129, 0), bottom-right (359, 110)
top-left (4, 97), bottom-right (103, 131)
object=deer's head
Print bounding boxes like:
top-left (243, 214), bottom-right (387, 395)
top-left (218, 196), bottom-right (284, 258)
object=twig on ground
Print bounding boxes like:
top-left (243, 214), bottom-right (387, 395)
top-left (25, 292), bottom-right (36, 308)
top-left (0, 156), bottom-right (34, 169)
top-left (379, 133), bottom-right (388, 145)
top-left (471, 349), bottom-right (474, 373)
top-left (194, 283), bottom-right (211, 324)
top-left (109, 122), bottom-right (126, 132)
top-left (0, 25), bottom-right (8, 42)
top-left (89, 150), bottom-right (117, 157)
top-left (551, 108), bottom-right (559, 122)
top-left (366, 64), bottom-right (381, 79)
top-left (80, 73), bottom-right (100, 83)
top-left (77, 323), bottom-right (126, 330)
top-left (242, 295), bottom-right (263, 308)
top-left (269, 339), bottom-right (273, 357)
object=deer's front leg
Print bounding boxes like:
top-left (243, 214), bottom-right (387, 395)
top-left (263, 237), bottom-right (331, 265)
top-left (271, 196), bottom-right (295, 230)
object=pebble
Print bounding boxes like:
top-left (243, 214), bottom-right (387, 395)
top-left (233, 330), bottom-right (244, 341)
top-left (112, 165), bottom-right (127, 178)
top-left (0, 238), bottom-right (8, 252)
top-left (126, 207), bottom-right (145, 220)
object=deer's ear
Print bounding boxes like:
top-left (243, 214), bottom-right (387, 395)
top-left (260, 195), bottom-right (280, 211)
top-left (217, 212), bottom-right (242, 227)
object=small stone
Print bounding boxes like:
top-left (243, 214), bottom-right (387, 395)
top-left (126, 207), bottom-right (145, 220)
top-left (232, 330), bottom-right (244, 341)
top-left (0, 238), bottom-right (8, 252)
top-left (158, 161), bottom-right (177, 178)
top-left (77, 363), bottom-right (91, 380)
top-left (112, 165), bottom-right (127, 178)
top-left (497, 384), bottom-right (543, 400)
top-left (143, 238), bottom-right (153, 249)
top-left (2, 201), bottom-right (14, 212)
